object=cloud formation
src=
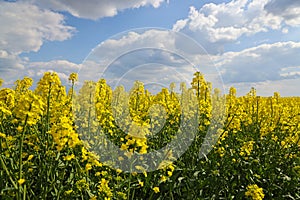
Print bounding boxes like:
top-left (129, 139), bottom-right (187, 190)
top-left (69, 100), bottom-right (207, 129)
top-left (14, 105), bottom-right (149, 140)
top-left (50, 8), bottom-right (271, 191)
top-left (172, 0), bottom-right (295, 54)
top-left (0, 1), bottom-right (74, 54)
top-left (224, 78), bottom-right (300, 97)
top-left (77, 28), bottom-right (224, 93)
top-left (1, 0), bottom-right (299, 96)
top-left (0, 1), bottom-right (75, 85)
top-left (22, 0), bottom-right (166, 20)
top-left (218, 41), bottom-right (300, 83)
top-left (264, 0), bottom-right (300, 26)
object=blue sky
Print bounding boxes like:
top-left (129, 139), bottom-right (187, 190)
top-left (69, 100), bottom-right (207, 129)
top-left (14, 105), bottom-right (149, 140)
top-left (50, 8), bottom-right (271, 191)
top-left (1, 0), bottom-right (300, 96)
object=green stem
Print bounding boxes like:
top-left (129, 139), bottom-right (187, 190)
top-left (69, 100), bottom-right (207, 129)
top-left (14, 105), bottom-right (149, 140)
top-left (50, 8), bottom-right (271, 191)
top-left (127, 173), bottom-right (131, 199)
top-left (70, 81), bottom-right (74, 102)
top-left (148, 190), bottom-right (154, 200)
top-left (23, 184), bottom-right (26, 200)
top-left (0, 155), bottom-right (18, 190)
top-left (18, 117), bottom-right (28, 200)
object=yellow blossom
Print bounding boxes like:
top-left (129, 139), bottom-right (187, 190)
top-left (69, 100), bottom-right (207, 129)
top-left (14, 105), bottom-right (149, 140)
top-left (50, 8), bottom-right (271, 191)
top-left (0, 132), bottom-right (6, 139)
top-left (95, 172), bottom-right (101, 176)
top-left (65, 190), bottom-right (73, 195)
top-left (27, 155), bottom-right (34, 161)
top-left (64, 154), bottom-right (75, 161)
top-left (90, 196), bottom-right (97, 200)
top-left (18, 179), bottom-right (25, 185)
top-left (153, 186), bottom-right (160, 193)
top-left (245, 184), bottom-right (265, 200)
top-left (160, 175), bottom-right (167, 182)
top-left (16, 126), bottom-right (23, 133)
top-left (68, 73), bottom-right (78, 83)
top-left (85, 163), bottom-right (92, 171)
top-left (117, 192), bottom-right (127, 199)
top-left (138, 181), bottom-right (144, 187)
top-left (98, 178), bottom-right (113, 198)
top-left (240, 141), bottom-right (255, 157)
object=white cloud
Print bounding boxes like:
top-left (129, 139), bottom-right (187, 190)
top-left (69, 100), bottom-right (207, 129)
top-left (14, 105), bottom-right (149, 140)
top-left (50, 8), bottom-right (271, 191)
top-left (28, 60), bottom-right (81, 71)
top-left (217, 41), bottom-right (300, 83)
top-left (264, 0), bottom-right (300, 26)
top-left (81, 28), bottom-right (300, 97)
top-left (282, 27), bottom-right (289, 34)
top-left (280, 66), bottom-right (300, 78)
top-left (280, 71), bottom-right (300, 78)
top-left (0, 50), bottom-right (25, 70)
top-left (224, 78), bottom-right (300, 97)
top-left (0, 1), bottom-right (75, 54)
top-left (172, 0), bottom-right (288, 53)
top-left (0, 49), bottom-right (27, 86)
top-left (22, 0), bottom-right (166, 20)
top-left (78, 29), bottom-right (179, 86)
top-left (95, 30), bottom-right (176, 60)
top-left (27, 60), bottom-right (81, 84)
top-left (1, 0), bottom-right (299, 97)
top-left (0, 58), bottom-right (81, 88)
top-left (78, 28), bottom-right (222, 92)
top-left (0, 1), bottom-right (75, 86)
top-left (79, 27), bottom-right (298, 95)
top-left (173, 19), bottom-right (188, 32)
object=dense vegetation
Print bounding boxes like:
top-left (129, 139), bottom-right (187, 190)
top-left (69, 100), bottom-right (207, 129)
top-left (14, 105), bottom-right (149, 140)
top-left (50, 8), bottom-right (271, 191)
top-left (0, 72), bottom-right (299, 199)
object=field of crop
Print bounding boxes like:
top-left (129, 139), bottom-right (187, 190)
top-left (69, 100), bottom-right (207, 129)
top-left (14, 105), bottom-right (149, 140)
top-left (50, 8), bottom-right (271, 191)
top-left (0, 72), bottom-right (299, 199)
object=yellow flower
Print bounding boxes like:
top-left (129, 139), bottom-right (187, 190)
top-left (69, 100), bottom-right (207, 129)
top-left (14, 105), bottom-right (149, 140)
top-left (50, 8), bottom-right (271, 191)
top-left (16, 126), bottom-right (23, 133)
top-left (117, 192), bottom-right (127, 199)
top-left (131, 172), bottom-right (137, 176)
top-left (153, 186), bottom-right (160, 193)
top-left (18, 179), bottom-right (25, 185)
top-left (240, 141), bottom-right (255, 157)
top-left (120, 143), bottom-right (128, 150)
top-left (135, 165), bottom-right (146, 171)
top-left (27, 155), bottom-right (34, 161)
top-left (64, 154), bottom-right (75, 161)
top-left (90, 196), bottom-right (97, 200)
top-left (139, 146), bottom-right (148, 154)
top-left (160, 175), bottom-right (167, 182)
top-left (168, 164), bottom-right (175, 172)
top-left (124, 151), bottom-right (133, 158)
top-left (85, 163), bottom-right (92, 171)
top-left (14, 90), bottom-right (44, 126)
top-left (0, 132), bottom-right (6, 139)
top-left (138, 181), bottom-right (144, 187)
top-left (98, 178), bottom-right (113, 198)
top-left (0, 78), bottom-right (3, 87)
top-left (76, 179), bottom-right (89, 191)
top-left (65, 190), bottom-right (73, 195)
top-left (95, 172), bottom-right (101, 176)
top-left (143, 171), bottom-right (147, 177)
top-left (101, 171), bottom-right (108, 176)
top-left (68, 73), bottom-right (78, 83)
top-left (245, 184), bottom-right (265, 200)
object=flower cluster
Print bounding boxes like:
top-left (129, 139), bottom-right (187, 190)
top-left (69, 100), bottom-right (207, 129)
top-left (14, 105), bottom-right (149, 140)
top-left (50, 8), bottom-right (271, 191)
top-left (0, 71), bottom-right (299, 199)
top-left (245, 184), bottom-right (265, 200)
